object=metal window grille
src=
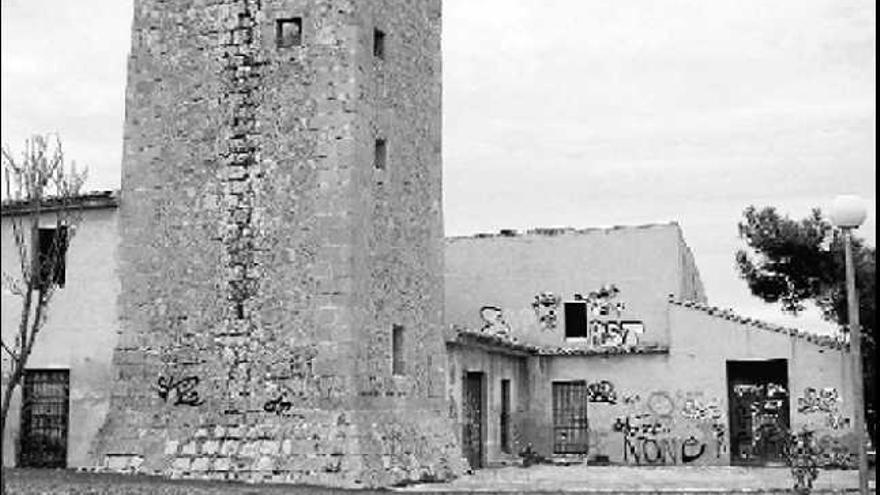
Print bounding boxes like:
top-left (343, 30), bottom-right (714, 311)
top-left (20, 369), bottom-right (69, 468)
top-left (552, 381), bottom-right (589, 454)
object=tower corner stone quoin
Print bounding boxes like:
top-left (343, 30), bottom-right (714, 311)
top-left (91, 0), bottom-right (462, 487)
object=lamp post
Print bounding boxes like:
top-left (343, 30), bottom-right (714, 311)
top-left (829, 194), bottom-right (869, 495)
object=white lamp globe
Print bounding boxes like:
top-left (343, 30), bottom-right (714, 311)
top-left (829, 195), bottom-right (867, 228)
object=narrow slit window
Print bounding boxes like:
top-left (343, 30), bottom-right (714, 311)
top-left (374, 139), bottom-right (387, 170)
top-left (392, 324), bottom-right (405, 375)
top-left (373, 28), bottom-right (386, 59)
top-left (276, 18), bottom-right (302, 48)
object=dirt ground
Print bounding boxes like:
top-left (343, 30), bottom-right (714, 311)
top-left (396, 465), bottom-right (871, 493)
top-left (3, 466), bottom-right (875, 494)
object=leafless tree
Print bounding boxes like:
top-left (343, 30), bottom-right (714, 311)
top-left (0, 135), bottom-right (87, 465)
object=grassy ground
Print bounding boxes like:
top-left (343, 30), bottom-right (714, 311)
top-left (3, 466), bottom-right (874, 494)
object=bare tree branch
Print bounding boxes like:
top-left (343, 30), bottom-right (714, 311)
top-left (1, 134), bottom-right (88, 460)
top-left (1, 271), bottom-right (24, 297)
top-left (0, 340), bottom-right (18, 360)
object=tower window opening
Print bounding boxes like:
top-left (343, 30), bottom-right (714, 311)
top-left (276, 18), bottom-right (302, 48)
top-left (373, 28), bottom-right (386, 59)
top-left (374, 139), bottom-right (387, 170)
top-left (392, 324), bottom-right (405, 375)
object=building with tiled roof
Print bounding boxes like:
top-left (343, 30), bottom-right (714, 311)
top-left (443, 223), bottom-right (859, 470)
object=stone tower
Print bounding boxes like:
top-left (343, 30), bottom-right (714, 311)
top-left (92, 0), bottom-right (462, 487)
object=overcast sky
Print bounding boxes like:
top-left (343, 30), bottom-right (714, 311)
top-left (1, 0), bottom-right (875, 334)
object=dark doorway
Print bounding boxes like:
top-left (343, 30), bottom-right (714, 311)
top-left (727, 359), bottom-right (790, 466)
top-left (500, 379), bottom-right (511, 454)
top-left (19, 369), bottom-right (69, 468)
top-left (462, 372), bottom-right (484, 469)
top-left (552, 381), bottom-right (589, 454)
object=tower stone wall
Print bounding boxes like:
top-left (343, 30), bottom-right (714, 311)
top-left (92, 0), bottom-right (462, 487)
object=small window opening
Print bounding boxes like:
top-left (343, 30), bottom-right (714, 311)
top-left (235, 302), bottom-right (245, 320)
top-left (374, 139), bottom-right (387, 170)
top-left (373, 28), bottom-right (386, 59)
top-left (392, 324), bottom-right (405, 375)
top-left (35, 227), bottom-right (68, 288)
top-left (276, 18), bottom-right (302, 48)
top-left (564, 302), bottom-right (588, 338)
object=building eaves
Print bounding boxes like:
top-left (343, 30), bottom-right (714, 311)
top-left (536, 344), bottom-right (670, 356)
top-left (1, 190), bottom-right (119, 217)
top-left (667, 296), bottom-right (849, 352)
top-left (446, 326), bottom-right (539, 355)
top-left (447, 326), bottom-right (671, 357)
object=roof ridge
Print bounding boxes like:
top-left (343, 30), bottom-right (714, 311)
top-left (666, 295), bottom-right (848, 352)
top-left (1, 189), bottom-right (119, 216)
top-left (445, 221), bottom-right (681, 240)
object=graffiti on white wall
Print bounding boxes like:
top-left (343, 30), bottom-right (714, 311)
top-left (530, 286), bottom-right (646, 349)
top-left (680, 396), bottom-right (723, 422)
top-left (611, 389), bottom-right (727, 465)
top-left (587, 380), bottom-right (618, 404)
top-left (797, 387), bottom-right (851, 430)
top-left (815, 433), bottom-right (857, 467)
top-left (582, 285), bottom-right (643, 348)
top-left (797, 387), bottom-right (840, 413)
top-left (589, 321), bottom-right (643, 348)
top-left (531, 292), bottom-right (561, 330)
top-left (479, 305), bottom-right (511, 336)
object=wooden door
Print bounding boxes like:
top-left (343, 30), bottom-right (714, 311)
top-left (500, 379), bottom-right (511, 454)
top-left (552, 381), bottom-right (589, 454)
top-left (462, 372), bottom-right (484, 469)
top-left (20, 369), bottom-right (69, 468)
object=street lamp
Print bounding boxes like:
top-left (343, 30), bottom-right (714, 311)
top-left (829, 194), bottom-right (869, 495)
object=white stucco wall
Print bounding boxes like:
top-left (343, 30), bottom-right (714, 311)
top-left (1, 206), bottom-right (121, 467)
top-left (444, 223), bottom-right (706, 350)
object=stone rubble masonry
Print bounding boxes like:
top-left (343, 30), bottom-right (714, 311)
top-left (90, 0), bottom-right (463, 488)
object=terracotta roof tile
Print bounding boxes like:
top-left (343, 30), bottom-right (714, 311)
top-left (447, 326), bottom-right (670, 357)
top-left (667, 295), bottom-right (848, 351)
